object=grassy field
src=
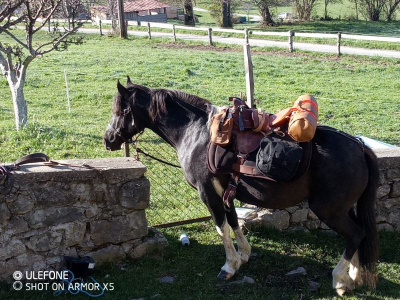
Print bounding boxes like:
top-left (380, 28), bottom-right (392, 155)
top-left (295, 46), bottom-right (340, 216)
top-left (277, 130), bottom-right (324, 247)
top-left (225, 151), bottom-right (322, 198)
top-left (0, 31), bottom-right (399, 299)
top-left (1, 224), bottom-right (399, 300)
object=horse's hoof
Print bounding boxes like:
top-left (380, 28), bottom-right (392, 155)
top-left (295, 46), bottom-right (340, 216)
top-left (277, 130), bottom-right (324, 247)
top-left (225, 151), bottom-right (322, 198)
top-left (217, 270), bottom-right (234, 280)
top-left (335, 288), bottom-right (348, 297)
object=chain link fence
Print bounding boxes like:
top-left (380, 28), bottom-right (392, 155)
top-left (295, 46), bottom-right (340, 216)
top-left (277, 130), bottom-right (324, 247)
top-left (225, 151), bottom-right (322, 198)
top-left (133, 131), bottom-right (210, 227)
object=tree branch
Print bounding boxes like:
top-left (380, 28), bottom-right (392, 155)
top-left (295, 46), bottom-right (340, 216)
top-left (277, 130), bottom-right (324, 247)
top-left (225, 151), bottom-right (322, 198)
top-left (4, 30), bottom-right (28, 50)
top-left (35, 24), bottom-right (82, 55)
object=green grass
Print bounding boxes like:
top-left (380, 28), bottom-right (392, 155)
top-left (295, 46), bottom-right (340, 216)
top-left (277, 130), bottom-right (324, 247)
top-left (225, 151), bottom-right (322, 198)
top-left (0, 31), bottom-right (399, 299)
top-left (0, 224), bottom-right (399, 299)
top-left (0, 30), bottom-right (399, 158)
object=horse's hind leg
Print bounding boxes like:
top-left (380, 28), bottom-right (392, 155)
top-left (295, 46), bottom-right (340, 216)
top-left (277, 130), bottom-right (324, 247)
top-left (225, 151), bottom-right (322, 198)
top-left (348, 208), bottom-right (363, 287)
top-left (310, 205), bottom-right (365, 295)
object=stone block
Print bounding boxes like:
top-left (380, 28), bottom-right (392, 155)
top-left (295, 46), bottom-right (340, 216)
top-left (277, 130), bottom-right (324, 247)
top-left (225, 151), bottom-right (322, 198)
top-left (378, 223), bottom-right (394, 231)
top-left (377, 185), bottom-right (391, 198)
top-left (85, 245), bottom-right (126, 264)
top-left (129, 229), bottom-right (168, 259)
top-left (308, 210), bottom-right (319, 220)
top-left (90, 211), bottom-right (148, 246)
top-left (390, 182), bottom-right (400, 198)
top-left (388, 211), bottom-right (400, 230)
top-left (24, 207), bottom-right (85, 229)
top-left (25, 231), bottom-right (63, 252)
top-left (0, 240), bottom-right (26, 260)
top-left (64, 222), bottom-right (87, 246)
top-left (387, 168), bottom-right (400, 180)
top-left (119, 178), bottom-right (150, 210)
top-left (5, 217), bottom-right (29, 236)
top-left (0, 202), bottom-right (11, 226)
top-left (290, 208), bottom-right (308, 224)
top-left (285, 206), bottom-right (299, 214)
top-left (320, 222), bottom-right (331, 230)
top-left (305, 220), bottom-right (321, 230)
top-left (8, 192), bottom-right (35, 215)
top-left (260, 210), bottom-right (290, 230)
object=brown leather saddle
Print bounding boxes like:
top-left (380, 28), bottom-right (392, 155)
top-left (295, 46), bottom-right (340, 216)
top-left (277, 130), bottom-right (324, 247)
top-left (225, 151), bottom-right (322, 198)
top-left (207, 98), bottom-right (312, 207)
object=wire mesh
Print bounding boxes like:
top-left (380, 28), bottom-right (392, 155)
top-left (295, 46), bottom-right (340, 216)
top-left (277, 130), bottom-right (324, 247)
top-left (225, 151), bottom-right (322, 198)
top-left (134, 130), bottom-right (210, 227)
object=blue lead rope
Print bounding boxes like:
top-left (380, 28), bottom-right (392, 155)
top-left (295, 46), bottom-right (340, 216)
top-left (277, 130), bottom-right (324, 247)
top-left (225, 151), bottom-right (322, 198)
top-left (53, 270), bottom-right (104, 298)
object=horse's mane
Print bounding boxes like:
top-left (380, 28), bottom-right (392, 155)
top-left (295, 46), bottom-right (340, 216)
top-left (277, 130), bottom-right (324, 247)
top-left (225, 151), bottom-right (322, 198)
top-left (114, 83), bottom-right (212, 122)
top-left (149, 88), bottom-right (211, 122)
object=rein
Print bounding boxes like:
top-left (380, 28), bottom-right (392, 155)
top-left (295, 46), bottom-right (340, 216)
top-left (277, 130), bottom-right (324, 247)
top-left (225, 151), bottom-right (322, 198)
top-left (130, 134), bottom-right (181, 169)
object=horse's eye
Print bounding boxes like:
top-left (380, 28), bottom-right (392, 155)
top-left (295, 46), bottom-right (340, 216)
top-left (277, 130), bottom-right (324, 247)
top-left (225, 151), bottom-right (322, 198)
top-left (123, 108), bottom-right (130, 115)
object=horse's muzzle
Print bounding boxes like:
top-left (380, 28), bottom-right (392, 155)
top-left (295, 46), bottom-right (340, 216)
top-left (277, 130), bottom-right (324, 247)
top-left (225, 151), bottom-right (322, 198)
top-left (103, 132), bottom-right (123, 151)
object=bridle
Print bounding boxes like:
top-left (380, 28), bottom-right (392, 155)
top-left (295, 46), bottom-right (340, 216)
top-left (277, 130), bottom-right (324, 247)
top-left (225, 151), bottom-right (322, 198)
top-left (107, 101), bottom-right (180, 168)
top-left (107, 104), bottom-right (137, 144)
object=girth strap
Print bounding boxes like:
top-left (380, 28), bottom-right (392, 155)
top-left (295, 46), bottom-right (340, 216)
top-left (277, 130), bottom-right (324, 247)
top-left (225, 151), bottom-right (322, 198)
top-left (222, 154), bottom-right (246, 208)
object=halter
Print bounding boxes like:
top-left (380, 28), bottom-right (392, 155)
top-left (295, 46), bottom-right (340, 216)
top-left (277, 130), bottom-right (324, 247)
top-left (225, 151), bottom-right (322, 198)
top-left (107, 105), bottom-right (135, 143)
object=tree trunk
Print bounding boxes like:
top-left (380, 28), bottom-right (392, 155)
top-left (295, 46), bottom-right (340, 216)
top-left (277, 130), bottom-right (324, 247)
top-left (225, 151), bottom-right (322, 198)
top-left (354, 0), bottom-right (358, 20)
top-left (222, 0), bottom-right (232, 28)
top-left (9, 82), bottom-right (28, 130)
top-left (324, 0), bottom-right (329, 19)
top-left (184, 0), bottom-right (195, 26)
top-left (260, 5), bottom-right (274, 26)
top-left (2, 57), bottom-right (32, 130)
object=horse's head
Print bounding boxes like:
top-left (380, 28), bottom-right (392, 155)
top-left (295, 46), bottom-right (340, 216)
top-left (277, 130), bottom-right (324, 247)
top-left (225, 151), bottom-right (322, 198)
top-left (103, 77), bottom-right (146, 151)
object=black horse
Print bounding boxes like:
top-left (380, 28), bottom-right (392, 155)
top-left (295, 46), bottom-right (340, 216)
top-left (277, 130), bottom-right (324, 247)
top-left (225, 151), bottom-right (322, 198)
top-left (104, 78), bottom-right (379, 296)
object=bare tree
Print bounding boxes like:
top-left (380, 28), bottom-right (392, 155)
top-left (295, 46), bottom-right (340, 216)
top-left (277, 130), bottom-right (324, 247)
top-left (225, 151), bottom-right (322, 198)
top-left (252, 0), bottom-right (275, 26)
top-left (0, 0), bottom-right (83, 130)
top-left (360, 0), bottom-right (386, 20)
top-left (384, 0), bottom-right (400, 20)
top-left (323, 0), bottom-right (342, 20)
top-left (222, 0), bottom-right (233, 27)
top-left (163, 0), bottom-right (196, 26)
top-left (184, 0), bottom-right (195, 26)
top-left (295, 0), bottom-right (318, 21)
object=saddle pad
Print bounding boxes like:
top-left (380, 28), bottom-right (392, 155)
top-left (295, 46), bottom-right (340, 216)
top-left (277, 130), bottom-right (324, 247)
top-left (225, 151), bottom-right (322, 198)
top-left (207, 142), bottom-right (237, 174)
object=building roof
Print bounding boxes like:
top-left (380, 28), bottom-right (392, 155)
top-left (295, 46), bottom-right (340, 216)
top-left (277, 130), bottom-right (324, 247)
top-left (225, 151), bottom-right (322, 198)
top-left (91, 0), bottom-right (170, 13)
top-left (123, 0), bottom-right (170, 12)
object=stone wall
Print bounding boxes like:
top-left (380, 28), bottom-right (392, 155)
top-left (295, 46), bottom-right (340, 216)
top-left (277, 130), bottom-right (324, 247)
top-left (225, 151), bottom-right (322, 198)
top-left (240, 148), bottom-right (400, 232)
top-left (0, 158), bottom-right (167, 282)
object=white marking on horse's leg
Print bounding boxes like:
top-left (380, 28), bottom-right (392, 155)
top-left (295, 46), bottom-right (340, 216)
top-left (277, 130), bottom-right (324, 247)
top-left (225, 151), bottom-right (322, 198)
top-left (212, 178), bottom-right (224, 198)
top-left (233, 227), bottom-right (251, 264)
top-left (332, 252), bottom-right (354, 296)
top-left (216, 219), bottom-right (241, 279)
top-left (349, 250), bottom-right (363, 287)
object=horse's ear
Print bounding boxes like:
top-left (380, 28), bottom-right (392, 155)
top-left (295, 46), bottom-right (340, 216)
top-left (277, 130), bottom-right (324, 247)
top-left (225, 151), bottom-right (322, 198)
top-left (127, 76), bottom-right (132, 85)
top-left (117, 80), bottom-right (129, 99)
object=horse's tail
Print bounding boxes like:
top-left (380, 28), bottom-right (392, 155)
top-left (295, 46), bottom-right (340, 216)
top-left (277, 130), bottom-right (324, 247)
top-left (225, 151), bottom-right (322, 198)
top-left (357, 146), bottom-right (380, 290)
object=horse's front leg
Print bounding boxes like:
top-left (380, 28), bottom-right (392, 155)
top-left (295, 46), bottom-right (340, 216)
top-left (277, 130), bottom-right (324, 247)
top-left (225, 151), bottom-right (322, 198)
top-left (233, 227), bottom-right (251, 264)
top-left (212, 177), bottom-right (251, 265)
top-left (216, 217), bottom-right (241, 280)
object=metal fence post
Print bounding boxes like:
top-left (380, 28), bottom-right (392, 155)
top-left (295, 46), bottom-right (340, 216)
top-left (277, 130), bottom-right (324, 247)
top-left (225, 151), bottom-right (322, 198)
top-left (147, 23), bottom-right (151, 39)
top-left (244, 28), bottom-right (249, 44)
top-left (99, 20), bottom-right (103, 36)
top-left (173, 24), bottom-right (176, 42)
